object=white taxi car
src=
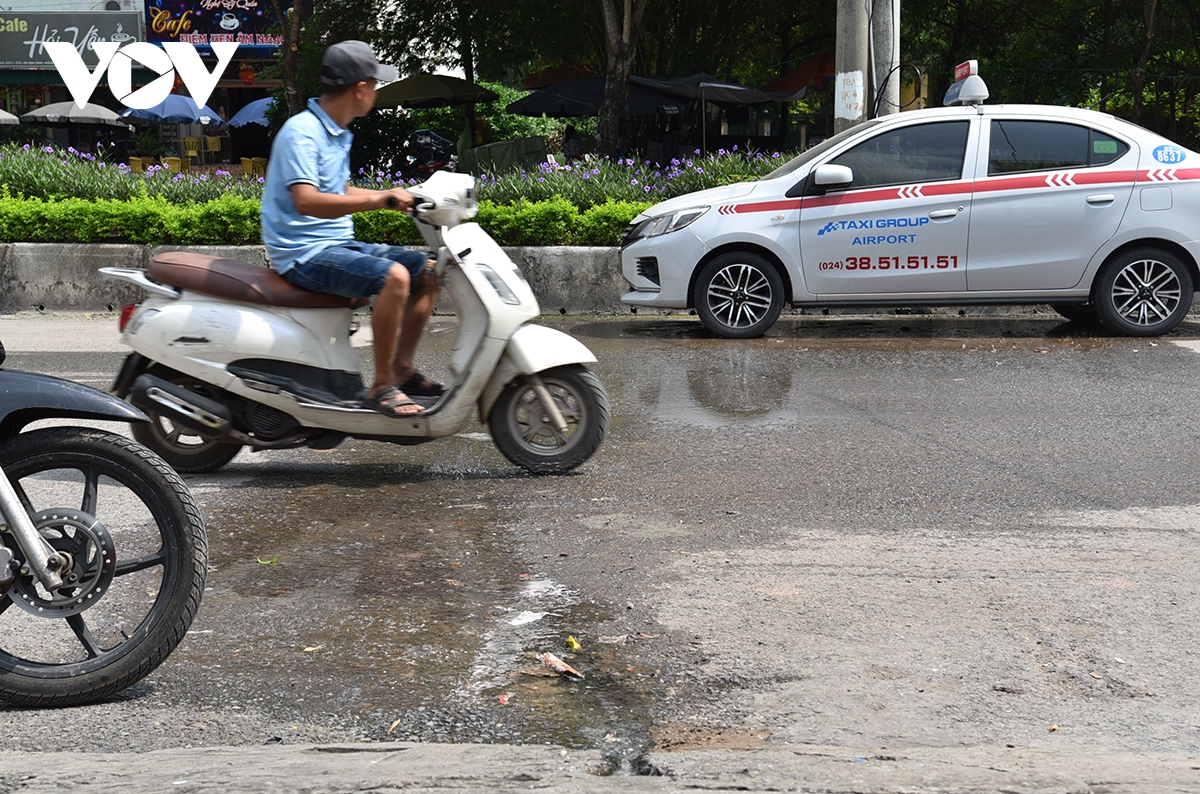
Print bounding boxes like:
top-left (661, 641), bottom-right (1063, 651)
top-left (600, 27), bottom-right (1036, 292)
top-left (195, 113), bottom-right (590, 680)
top-left (619, 63), bottom-right (1200, 337)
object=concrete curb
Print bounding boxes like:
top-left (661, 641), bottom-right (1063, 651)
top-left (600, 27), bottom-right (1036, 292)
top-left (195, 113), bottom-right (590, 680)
top-left (0, 244), bottom-right (628, 315)
top-left (1, 741), bottom-right (1197, 793)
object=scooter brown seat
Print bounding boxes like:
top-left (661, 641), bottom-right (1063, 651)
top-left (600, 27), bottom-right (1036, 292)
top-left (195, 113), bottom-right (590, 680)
top-left (148, 252), bottom-right (371, 310)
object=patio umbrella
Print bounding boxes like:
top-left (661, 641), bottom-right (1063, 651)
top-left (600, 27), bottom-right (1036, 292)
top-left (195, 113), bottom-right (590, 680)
top-left (119, 95), bottom-right (224, 125)
top-left (0, 108), bottom-right (18, 125)
top-left (228, 97), bottom-right (276, 128)
top-left (374, 73), bottom-right (498, 109)
top-left (21, 101), bottom-right (131, 128)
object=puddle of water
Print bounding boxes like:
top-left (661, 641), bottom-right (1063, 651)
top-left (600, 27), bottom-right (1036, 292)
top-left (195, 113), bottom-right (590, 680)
top-left (178, 457), bottom-right (660, 772)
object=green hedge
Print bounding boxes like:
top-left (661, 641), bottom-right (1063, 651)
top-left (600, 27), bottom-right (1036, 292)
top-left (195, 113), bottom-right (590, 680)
top-left (0, 194), bottom-right (652, 247)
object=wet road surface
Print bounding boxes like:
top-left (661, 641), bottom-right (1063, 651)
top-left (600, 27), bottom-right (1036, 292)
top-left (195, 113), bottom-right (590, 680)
top-left (3, 309), bottom-right (1200, 785)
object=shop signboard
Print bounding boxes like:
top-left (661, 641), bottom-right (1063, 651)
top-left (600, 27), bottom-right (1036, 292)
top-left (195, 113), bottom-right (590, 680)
top-left (144, 0), bottom-right (281, 50)
top-left (0, 12), bottom-right (143, 69)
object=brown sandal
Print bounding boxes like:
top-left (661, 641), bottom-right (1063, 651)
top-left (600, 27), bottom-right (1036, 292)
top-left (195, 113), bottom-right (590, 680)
top-left (362, 385), bottom-right (423, 417)
top-left (398, 370), bottom-right (446, 397)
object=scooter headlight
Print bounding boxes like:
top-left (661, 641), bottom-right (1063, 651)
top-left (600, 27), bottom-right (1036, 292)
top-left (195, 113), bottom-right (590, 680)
top-left (477, 264), bottom-right (520, 305)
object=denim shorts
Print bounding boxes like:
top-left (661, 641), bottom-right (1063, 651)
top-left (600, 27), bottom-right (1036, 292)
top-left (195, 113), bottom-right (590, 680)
top-left (283, 242), bottom-right (429, 299)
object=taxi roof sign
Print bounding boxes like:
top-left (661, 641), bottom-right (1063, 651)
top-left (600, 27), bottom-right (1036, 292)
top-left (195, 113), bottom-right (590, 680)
top-left (953, 60), bottom-right (978, 82)
top-left (944, 60), bottom-right (988, 106)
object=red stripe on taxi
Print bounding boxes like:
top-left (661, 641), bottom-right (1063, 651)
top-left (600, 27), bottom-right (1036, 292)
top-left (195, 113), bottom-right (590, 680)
top-left (716, 166), bottom-right (1200, 216)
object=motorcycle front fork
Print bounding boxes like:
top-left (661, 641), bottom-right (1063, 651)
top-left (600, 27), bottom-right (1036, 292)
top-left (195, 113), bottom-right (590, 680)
top-left (529, 374), bottom-right (569, 436)
top-left (0, 470), bottom-right (62, 590)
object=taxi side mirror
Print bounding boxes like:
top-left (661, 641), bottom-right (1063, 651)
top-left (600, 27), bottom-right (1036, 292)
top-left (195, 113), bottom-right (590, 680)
top-left (787, 163), bottom-right (855, 198)
top-left (814, 164), bottom-right (853, 187)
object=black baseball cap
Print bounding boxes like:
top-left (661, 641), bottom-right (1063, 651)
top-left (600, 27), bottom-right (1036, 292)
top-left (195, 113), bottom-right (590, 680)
top-left (319, 40), bottom-right (397, 86)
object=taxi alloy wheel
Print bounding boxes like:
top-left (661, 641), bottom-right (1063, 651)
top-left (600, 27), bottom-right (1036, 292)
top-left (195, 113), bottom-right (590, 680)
top-left (694, 252), bottom-right (785, 339)
top-left (1095, 247), bottom-right (1193, 337)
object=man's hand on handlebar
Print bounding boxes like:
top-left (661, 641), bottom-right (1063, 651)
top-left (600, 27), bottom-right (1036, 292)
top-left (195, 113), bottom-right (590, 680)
top-left (380, 187), bottom-right (414, 212)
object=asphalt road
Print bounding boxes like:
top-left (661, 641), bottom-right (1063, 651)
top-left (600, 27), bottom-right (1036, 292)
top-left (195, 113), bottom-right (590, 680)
top-left (1, 308), bottom-right (1199, 793)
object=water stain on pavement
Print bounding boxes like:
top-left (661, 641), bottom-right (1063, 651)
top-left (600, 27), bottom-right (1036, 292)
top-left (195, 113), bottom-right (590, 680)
top-left (177, 449), bottom-right (660, 773)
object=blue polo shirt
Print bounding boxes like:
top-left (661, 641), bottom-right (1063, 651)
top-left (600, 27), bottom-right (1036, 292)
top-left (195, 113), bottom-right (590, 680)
top-left (261, 98), bottom-right (355, 273)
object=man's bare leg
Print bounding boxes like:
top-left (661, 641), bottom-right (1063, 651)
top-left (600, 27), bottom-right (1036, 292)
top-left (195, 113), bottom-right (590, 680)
top-left (365, 263), bottom-right (422, 415)
top-left (393, 262), bottom-right (440, 385)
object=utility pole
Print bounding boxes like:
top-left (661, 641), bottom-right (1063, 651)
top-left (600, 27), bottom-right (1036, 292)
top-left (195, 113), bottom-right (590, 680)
top-left (871, 0), bottom-right (901, 116)
top-left (834, 0), bottom-right (869, 132)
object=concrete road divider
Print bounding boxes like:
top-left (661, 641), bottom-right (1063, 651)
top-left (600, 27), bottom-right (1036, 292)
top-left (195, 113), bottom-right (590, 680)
top-left (0, 244), bottom-right (628, 315)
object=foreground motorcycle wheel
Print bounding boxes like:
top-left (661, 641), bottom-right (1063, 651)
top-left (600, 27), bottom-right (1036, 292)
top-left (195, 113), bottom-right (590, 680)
top-left (0, 428), bottom-right (207, 707)
top-left (131, 371), bottom-right (242, 474)
top-left (489, 365), bottom-right (609, 475)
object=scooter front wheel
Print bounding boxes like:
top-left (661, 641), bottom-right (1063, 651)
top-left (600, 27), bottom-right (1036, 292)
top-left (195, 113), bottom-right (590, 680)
top-left (488, 365), bottom-right (609, 474)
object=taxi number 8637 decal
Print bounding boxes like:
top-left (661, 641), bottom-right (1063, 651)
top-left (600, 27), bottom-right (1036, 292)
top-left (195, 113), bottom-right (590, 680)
top-left (818, 255), bottom-right (961, 272)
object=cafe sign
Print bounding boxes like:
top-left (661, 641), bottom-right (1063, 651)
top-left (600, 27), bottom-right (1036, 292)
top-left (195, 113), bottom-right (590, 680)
top-left (0, 12), bottom-right (143, 69)
top-left (144, 0), bottom-right (281, 50)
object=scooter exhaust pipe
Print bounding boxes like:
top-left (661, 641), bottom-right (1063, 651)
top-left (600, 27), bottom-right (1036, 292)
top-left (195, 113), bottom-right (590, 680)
top-left (130, 374), bottom-right (232, 438)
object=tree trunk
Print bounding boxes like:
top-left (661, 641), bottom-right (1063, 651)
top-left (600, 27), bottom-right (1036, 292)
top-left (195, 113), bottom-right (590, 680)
top-left (1132, 0), bottom-right (1159, 125)
top-left (269, 0), bottom-right (306, 116)
top-left (458, 0), bottom-right (477, 149)
top-left (597, 0), bottom-right (648, 155)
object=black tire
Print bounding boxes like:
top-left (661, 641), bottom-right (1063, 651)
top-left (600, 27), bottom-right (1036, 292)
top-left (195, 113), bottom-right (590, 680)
top-left (693, 252), bottom-right (786, 338)
top-left (1050, 303), bottom-right (1099, 324)
top-left (0, 427), bottom-right (207, 707)
top-left (1093, 247), bottom-right (1194, 337)
top-left (488, 365), bottom-right (609, 475)
top-left (130, 370), bottom-right (242, 473)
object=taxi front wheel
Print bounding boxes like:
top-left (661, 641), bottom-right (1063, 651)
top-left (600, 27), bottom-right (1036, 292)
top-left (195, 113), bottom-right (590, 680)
top-left (1094, 247), bottom-right (1193, 337)
top-left (694, 252), bottom-right (785, 339)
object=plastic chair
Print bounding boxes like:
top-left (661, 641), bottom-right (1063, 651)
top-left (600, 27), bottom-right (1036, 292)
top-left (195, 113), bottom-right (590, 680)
top-left (251, 157), bottom-right (268, 177)
top-left (240, 157), bottom-right (254, 176)
top-left (204, 136), bottom-right (222, 161)
top-left (128, 156), bottom-right (143, 173)
top-left (182, 136), bottom-right (201, 162)
top-left (163, 156), bottom-right (188, 174)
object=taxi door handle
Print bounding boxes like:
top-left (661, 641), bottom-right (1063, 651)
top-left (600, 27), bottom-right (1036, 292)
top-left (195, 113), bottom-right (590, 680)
top-left (928, 209), bottom-right (958, 219)
top-left (1086, 193), bottom-right (1116, 204)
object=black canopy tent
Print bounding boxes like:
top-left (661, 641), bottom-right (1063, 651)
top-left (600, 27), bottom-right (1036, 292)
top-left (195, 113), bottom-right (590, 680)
top-left (506, 77), bottom-right (685, 118)
top-left (508, 73), bottom-right (809, 152)
top-left (630, 74), bottom-right (809, 151)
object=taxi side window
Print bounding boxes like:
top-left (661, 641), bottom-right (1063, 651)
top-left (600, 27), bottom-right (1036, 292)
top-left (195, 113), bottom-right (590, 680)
top-left (988, 120), bottom-right (1130, 175)
top-left (828, 121), bottom-right (969, 189)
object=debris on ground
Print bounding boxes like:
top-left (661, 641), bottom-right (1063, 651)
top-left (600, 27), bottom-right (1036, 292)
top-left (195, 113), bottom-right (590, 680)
top-left (538, 652), bottom-right (584, 680)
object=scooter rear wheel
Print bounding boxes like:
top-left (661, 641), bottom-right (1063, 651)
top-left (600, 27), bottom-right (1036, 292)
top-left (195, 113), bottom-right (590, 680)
top-left (488, 365), bottom-right (609, 475)
top-left (131, 372), bottom-right (242, 474)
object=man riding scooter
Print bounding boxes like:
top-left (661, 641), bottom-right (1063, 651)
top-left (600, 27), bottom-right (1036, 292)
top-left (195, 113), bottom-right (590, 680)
top-left (261, 39), bottom-right (443, 417)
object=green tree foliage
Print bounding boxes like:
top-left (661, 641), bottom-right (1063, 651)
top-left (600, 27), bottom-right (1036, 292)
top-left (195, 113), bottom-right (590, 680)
top-left (273, 0), bottom-right (1200, 160)
top-left (901, 0), bottom-right (1200, 147)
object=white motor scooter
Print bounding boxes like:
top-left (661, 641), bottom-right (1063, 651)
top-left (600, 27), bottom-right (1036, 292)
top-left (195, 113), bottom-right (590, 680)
top-left (99, 171), bottom-right (609, 475)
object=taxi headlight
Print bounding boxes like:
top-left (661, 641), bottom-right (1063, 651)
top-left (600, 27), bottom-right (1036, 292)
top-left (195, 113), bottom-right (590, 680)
top-left (645, 206), bottom-right (709, 238)
top-left (623, 206), bottom-right (709, 246)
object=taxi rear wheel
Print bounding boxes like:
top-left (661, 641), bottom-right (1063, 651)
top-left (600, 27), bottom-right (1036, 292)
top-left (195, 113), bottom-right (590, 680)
top-left (1094, 247), bottom-right (1193, 337)
top-left (693, 253), bottom-right (785, 339)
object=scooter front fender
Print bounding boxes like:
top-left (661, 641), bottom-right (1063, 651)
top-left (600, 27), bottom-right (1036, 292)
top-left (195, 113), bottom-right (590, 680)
top-left (479, 324), bottom-right (598, 420)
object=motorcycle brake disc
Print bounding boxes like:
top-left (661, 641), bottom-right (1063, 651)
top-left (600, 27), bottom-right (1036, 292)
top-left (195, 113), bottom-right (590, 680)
top-left (8, 509), bottom-right (117, 617)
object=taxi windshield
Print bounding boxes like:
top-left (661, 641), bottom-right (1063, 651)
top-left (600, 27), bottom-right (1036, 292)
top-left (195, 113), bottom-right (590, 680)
top-left (762, 119), bottom-right (885, 180)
